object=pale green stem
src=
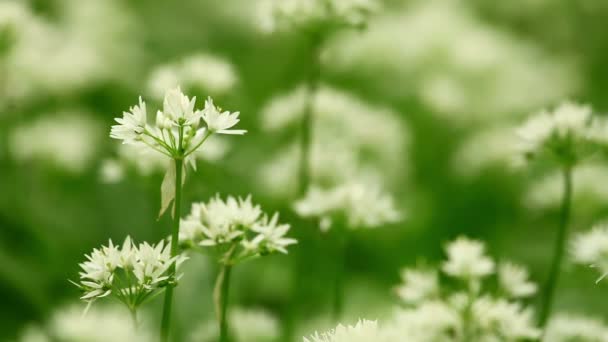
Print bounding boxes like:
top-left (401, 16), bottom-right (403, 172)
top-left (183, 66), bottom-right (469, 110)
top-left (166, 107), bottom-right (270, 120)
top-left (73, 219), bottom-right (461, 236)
top-left (214, 246), bottom-right (237, 342)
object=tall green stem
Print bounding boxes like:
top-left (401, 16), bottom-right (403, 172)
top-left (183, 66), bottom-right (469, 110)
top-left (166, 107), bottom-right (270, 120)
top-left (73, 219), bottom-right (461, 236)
top-left (538, 166), bottom-right (573, 331)
top-left (214, 261), bottom-right (234, 342)
top-left (160, 158), bottom-right (183, 342)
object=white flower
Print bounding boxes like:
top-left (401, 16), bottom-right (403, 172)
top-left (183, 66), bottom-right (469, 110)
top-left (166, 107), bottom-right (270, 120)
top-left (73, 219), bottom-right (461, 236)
top-left (202, 97), bottom-right (246, 135)
top-left (245, 213), bottom-right (297, 254)
top-left (9, 112), bottom-right (102, 173)
top-left (544, 313), bottom-right (608, 342)
top-left (162, 87), bottom-right (201, 126)
top-left (498, 262), bottom-right (537, 298)
top-left (442, 237), bottom-right (495, 280)
top-left (471, 296), bottom-right (541, 341)
top-left (110, 97), bottom-right (147, 143)
top-left (385, 301), bottom-right (460, 341)
top-left (304, 319), bottom-right (383, 342)
top-left (188, 307), bottom-right (280, 342)
top-left (395, 268), bottom-right (439, 305)
top-left (571, 223), bottom-right (608, 282)
top-left (294, 181), bottom-right (401, 230)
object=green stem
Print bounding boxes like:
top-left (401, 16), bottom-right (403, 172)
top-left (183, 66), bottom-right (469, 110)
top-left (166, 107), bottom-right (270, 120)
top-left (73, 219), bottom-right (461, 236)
top-left (538, 166), bottom-right (573, 331)
top-left (160, 158), bottom-right (184, 342)
top-left (129, 307), bottom-right (139, 331)
top-left (461, 280), bottom-right (477, 342)
top-left (331, 231), bottom-right (348, 321)
top-left (214, 259), bottom-right (234, 342)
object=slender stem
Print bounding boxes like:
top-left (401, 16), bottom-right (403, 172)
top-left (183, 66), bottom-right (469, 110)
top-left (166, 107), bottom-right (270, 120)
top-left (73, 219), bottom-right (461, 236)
top-left (538, 166), bottom-right (573, 331)
top-left (331, 230), bottom-right (348, 321)
top-left (213, 247), bottom-right (235, 342)
top-left (297, 35), bottom-right (323, 197)
top-left (160, 158), bottom-right (184, 342)
top-left (129, 308), bottom-right (139, 331)
top-left (461, 280), bottom-right (477, 342)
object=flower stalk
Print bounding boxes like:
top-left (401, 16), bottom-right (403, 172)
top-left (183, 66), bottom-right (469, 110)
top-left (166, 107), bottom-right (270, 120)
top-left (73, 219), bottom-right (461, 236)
top-left (538, 166), bottom-right (573, 331)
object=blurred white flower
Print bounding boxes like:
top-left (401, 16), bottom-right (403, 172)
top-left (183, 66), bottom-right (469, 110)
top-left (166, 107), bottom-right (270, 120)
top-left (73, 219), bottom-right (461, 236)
top-left (471, 296), bottom-right (540, 341)
top-left (304, 319), bottom-right (382, 342)
top-left (180, 194), bottom-right (296, 260)
top-left (544, 313), bottom-right (608, 342)
top-left (442, 237), bottom-right (495, 280)
top-left (294, 181), bottom-right (401, 231)
top-left (99, 159), bottom-right (125, 183)
top-left (395, 268), bottom-right (438, 305)
top-left (9, 111), bottom-right (102, 173)
top-left (19, 304), bottom-right (153, 342)
top-left (324, 0), bottom-right (579, 122)
top-left (189, 307), bottom-right (280, 342)
top-left (384, 301), bottom-right (460, 341)
top-left (498, 262), bottom-right (537, 298)
top-left (147, 54), bottom-right (237, 99)
top-left (571, 223), bottom-right (608, 282)
top-left (74, 237), bottom-right (186, 312)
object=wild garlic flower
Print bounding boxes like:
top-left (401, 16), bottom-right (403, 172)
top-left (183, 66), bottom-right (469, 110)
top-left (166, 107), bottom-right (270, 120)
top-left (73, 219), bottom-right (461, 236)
top-left (73, 237), bottom-right (186, 312)
top-left (516, 102), bottom-right (596, 166)
top-left (571, 222), bottom-right (608, 282)
top-left (147, 53), bottom-right (237, 99)
top-left (393, 237), bottom-right (540, 341)
top-left (394, 269), bottom-right (439, 305)
top-left (498, 262), bottom-right (537, 298)
top-left (259, 0), bottom-right (378, 34)
top-left (294, 182), bottom-right (401, 231)
top-left (180, 194), bottom-right (296, 263)
top-left (442, 237), bottom-right (495, 281)
top-left (304, 319), bottom-right (383, 342)
top-left (189, 307), bottom-right (280, 342)
top-left (544, 313), bottom-right (608, 342)
top-left (110, 87), bottom-right (245, 215)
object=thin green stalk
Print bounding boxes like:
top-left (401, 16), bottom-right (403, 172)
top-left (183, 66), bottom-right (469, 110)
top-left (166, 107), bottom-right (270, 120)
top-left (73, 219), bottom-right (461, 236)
top-left (461, 280), bottom-right (477, 342)
top-left (160, 158), bottom-right (184, 342)
top-left (538, 166), bottom-right (573, 331)
top-left (129, 308), bottom-right (138, 330)
top-left (331, 231), bottom-right (348, 321)
top-left (214, 260), bottom-right (234, 342)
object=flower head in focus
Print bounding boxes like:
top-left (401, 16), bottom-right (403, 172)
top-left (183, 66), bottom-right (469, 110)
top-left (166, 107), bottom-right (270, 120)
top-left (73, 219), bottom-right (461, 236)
top-left (571, 222), bottom-right (608, 282)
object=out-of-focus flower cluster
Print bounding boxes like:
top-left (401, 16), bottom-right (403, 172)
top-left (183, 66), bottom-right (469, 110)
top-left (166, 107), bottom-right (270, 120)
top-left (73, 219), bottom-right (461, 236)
top-left (258, 0), bottom-right (378, 34)
top-left (180, 195), bottom-right (297, 262)
top-left (388, 237), bottom-right (539, 341)
top-left (304, 319), bottom-right (382, 342)
top-left (189, 307), bottom-right (280, 342)
top-left (73, 237), bottom-right (186, 312)
top-left (571, 222), bottom-right (608, 283)
top-left (294, 181), bottom-right (401, 231)
top-left (147, 53), bottom-right (237, 100)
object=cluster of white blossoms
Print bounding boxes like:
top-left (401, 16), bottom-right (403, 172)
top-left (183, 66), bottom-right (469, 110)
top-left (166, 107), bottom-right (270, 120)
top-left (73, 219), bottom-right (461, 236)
top-left (9, 112), bottom-right (102, 173)
top-left (258, 85), bottom-right (408, 197)
top-left (147, 53), bottom-right (237, 100)
top-left (110, 87), bottom-right (245, 215)
top-left (180, 195), bottom-right (297, 260)
top-left (294, 181), bottom-right (401, 231)
top-left (258, 0), bottom-right (378, 34)
top-left (73, 237), bottom-right (186, 312)
top-left (19, 305), bottom-right (153, 342)
top-left (516, 102), bottom-right (598, 166)
top-left (389, 237), bottom-right (539, 341)
top-left (544, 313), bottom-right (608, 341)
top-left (189, 307), bottom-right (280, 342)
top-left (571, 222), bottom-right (608, 283)
top-left (304, 319), bottom-right (382, 342)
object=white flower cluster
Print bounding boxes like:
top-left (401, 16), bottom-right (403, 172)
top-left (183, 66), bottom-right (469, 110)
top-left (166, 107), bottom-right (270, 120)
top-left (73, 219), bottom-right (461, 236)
top-left (9, 111), bottom-right (102, 173)
top-left (74, 237), bottom-right (186, 312)
top-left (544, 313), bottom-right (608, 342)
top-left (189, 307), bottom-right (280, 342)
top-left (19, 304), bottom-right (153, 342)
top-left (259, 85), bottom-right (408, 197)
top-left (147, 53), bottom-right (237, 100)
top-left (110, 87), bottom-right (245, 215)
top-left (180, 195), bottom-right (297, 260)
top-left (571, 222), bottom-right (608, 283)
top-left (259, 0), bottom-right (378, 34)
top-left (304, 319), bottom-right (382, 342)
top-left (390, 237), bottom-right (539, 341)
top-left (516, 102), bottom-right (597, 166)
top-left (294, 181), bottom-right (401, 231)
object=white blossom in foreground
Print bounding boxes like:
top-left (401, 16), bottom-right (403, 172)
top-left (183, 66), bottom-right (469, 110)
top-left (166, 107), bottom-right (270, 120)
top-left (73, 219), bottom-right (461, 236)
top-left (544, 313), bottom-right (608, 342)
top-left (304, 319), bottom-right (383, 342)
top-left (189, 307), bottom-right (280, 342)
top-left (391, 236), bottom-right (540, 341)
top-left (147, 53), bottom-right (237, 99)
top-left (73, 237), bottom-right (186, 313)
top-left (571, 223), bottom-right (608, 282)
top-left (110, 87), bottom-right (245, 215)
top-left (180, 194), bottom-right (296, 262)
top-left (259, 0), bottom-right (378, 33)
top-left (442, 237), bottom-right (495, 280)
top-left (516, 102), bottom-right (596, 166)
top-left (9, 112), bottom-right (102, 173)
top-left (294, 181), bottom-right (401, 231)
top-left (19, 305), bottom-right (153, 342)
